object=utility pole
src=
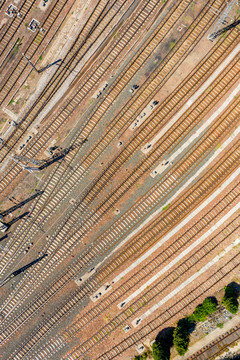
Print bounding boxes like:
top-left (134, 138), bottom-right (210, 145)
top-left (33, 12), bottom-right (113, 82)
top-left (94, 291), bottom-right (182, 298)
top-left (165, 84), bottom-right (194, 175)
top-left (208, 0), bottom-right (238, 41)
top-left (9, 155), bottom-right (42, 180)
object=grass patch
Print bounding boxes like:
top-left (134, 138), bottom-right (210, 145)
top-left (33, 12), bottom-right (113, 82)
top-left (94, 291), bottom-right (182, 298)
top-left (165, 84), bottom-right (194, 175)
top-left (39, 55), bottom-right (43, 61)
top-left (25, 23), bottom-right (28, 27)
top-left (217, 323), bottom-right (224, 329)
top-left (8, 99), bottom-right (14, 105)
top-left (185, 16), bottom-right (190, 22)
top-left (169, 41), bottom-right (176, 50)
top-left (113, 31), bottom-right (118, 38)
top-left (162, 203), bottom-right (171, 211)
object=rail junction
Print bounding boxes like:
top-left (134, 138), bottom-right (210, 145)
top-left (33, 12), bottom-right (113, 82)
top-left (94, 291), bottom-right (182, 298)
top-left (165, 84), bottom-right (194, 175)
top-left (0, 0), bottom-right (239, 359)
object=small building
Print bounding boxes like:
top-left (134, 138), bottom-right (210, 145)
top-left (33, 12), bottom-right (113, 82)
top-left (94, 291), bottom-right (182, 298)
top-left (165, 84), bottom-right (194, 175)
top-left (28, 19), bottom-right (40, 32)
top-left (5, 4), bottom-right (17, 17)
top-left (0, 221), bottom-right (9, 233)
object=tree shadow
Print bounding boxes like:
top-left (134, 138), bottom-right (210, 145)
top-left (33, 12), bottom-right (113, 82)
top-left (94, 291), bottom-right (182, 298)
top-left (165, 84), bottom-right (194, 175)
top-left (207, 296), bottom-right (218, 305)
top-left (7, 211), bottom-right (29, 226)
top-left (156, 327), bottom-right (174, 345)
top-left (227, 282), bottom-right (240, 297)
top-left (178, 317), bottom-right (196, 334)
top-left (0, 233), bottom-right (9, 242)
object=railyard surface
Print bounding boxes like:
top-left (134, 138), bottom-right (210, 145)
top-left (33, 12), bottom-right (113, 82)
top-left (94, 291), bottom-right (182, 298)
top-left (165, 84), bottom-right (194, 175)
top-left (0, 0), bottom-right (239, 359)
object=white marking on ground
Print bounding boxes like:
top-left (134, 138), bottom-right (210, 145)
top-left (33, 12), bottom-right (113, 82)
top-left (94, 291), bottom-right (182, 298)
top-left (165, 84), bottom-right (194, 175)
top-left (151, 83), bottom-right (240, 176)
top-left (119, 201), bottom-right (240, 309)
top-left (132, 236), bottom-right (240, 327)
top-left (129, 104), bottom-right (153, 130)
top-left (142, 43), bottom-right (240, 153)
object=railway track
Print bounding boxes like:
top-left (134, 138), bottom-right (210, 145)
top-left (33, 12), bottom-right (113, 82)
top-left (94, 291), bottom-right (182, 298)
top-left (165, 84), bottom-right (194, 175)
top-left (0, 0), bottom-right (39, 60)
top-left (0, 1), bottom-right (239, 357)
top-left (0, 0), bottom-right (142, 153)
top-left (10, 184), bottom-right (240, 359)
top-left (60, 187), bottom-right (240, 341)
top-left (0, 0), bottom-right (232, 268)
top-left (0, 25), bottom-right (239, 324)
top-left (0, 0), bottom-right (223, 183)
top-left (1, 125), bottom-right (239, 348)
top-left (0, 0), bottom-right (52, 67)
top-left (66, 214), bottom-right (239, 360)
top-left (96, 252), bottom-right (240, 360)
top-left (0, 0), bottom-right (166, 193)
top-left (0, 0), bottom-right (72, 85)
top-left (186, 323), bottom-right (240, 359)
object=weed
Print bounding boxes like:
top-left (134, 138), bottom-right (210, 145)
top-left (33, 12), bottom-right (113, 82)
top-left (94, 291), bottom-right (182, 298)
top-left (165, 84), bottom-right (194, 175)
top-left (8, 99), bottom-right (14, 105)
top-left (169, 41), bottom-right (176, 50)
top-left (162, 203), bottom-right (171, 211)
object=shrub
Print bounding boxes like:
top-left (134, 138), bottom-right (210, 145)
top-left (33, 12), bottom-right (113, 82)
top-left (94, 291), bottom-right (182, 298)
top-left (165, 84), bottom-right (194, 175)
top-left (217, 323), bottom-right (224, 328)
top-left (222, 285), bottom-right (239, 314)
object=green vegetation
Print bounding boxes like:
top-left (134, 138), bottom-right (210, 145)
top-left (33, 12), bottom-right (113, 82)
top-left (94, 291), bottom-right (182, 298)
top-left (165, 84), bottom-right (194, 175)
top-left (162, 0), bottom-right (166, 3)
top-left (162, 203), bottom-right (170, 211)
top-left (169, 41), bottom-right (176, 50)
top-left (191, 298), bottom-right (218, 322)
top-left (8, 99), bottom-right (14, 105)
top-left (25, 22), bottom-right (28, 27)
top-left (173, 319), bottom-right (192, 356)
top-left (134, 283), bottom-right (239, 360)
top-left (113, 31), bottom-right (118, 38)
top-left (222, 285), bottom-right (239, 314)
top-left (152, 330), bottom-right (173, 360)
top-left (39, 55), bottom-right (43, 61)
top-left (134, 353), bottom-right (148, 360)
top-left (13, 38), bottom-right (21, 54)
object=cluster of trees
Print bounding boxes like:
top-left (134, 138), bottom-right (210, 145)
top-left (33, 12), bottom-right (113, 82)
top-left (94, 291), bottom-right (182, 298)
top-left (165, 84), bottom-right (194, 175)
top-left (222, 285), bottom-right (239, 314)
top-left (134, 284), bottom-right (239, 360)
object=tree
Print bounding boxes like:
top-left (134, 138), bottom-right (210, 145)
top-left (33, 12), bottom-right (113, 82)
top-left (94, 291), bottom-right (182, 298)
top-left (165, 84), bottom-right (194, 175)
top-left (152, 341), bottom-right (168, 360)
top-left (152, 328), bottom-right (174, 360)
top-left (192, 298), bottom-right (218, 322)
top-left (202, 297), bottom-right (217, 314)
top-left (222, 285), bottom-right (239, 314)
top-left (173, 319), bottom-right (191, 356)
